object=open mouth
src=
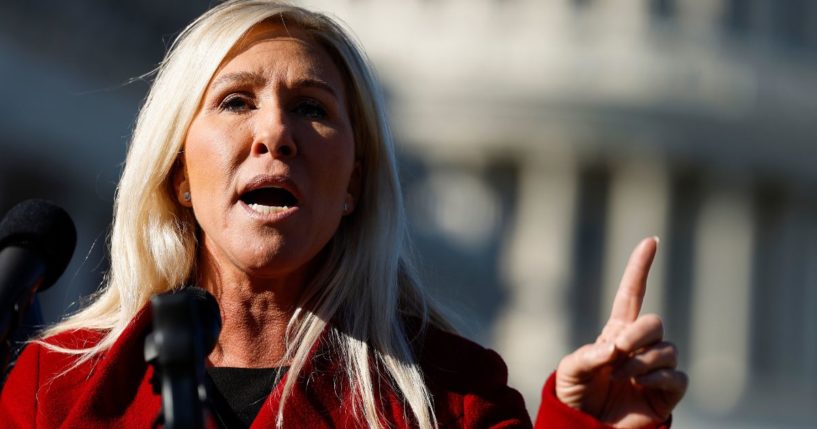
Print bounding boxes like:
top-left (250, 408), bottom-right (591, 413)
top-left (239, 187), bottom-right (298, 214)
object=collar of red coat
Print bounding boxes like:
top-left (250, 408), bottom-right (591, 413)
top-left (25, 303), bottom-right (508, 428)
top-left (28, 304), bottom-right (417, 428)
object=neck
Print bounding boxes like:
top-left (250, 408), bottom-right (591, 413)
top-left (198, 251), bottom-right (308, 368)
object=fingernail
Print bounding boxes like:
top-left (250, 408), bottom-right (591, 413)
top-left (652, 236), bottom-right (660, 245)
top-left (595, 342), bottom-right (615, 359)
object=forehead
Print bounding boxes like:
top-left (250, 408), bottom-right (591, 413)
top-left (210, 22), bottom-right (344, 90)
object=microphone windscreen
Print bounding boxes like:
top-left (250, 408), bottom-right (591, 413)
top-left (0, 199), bottom-right (77, 290)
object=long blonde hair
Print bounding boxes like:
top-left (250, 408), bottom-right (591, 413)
top-left (41, 1), bottom-right (451, 428)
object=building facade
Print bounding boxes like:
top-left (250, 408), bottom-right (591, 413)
top-left (1, 1), bottom-right (815, 427)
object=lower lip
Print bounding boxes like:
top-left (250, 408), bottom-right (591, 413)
top-left (239, 201), bottom-right (299, 223)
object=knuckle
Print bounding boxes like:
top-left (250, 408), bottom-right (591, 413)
top-left (632, 356), bottom-right (648, 371)
top-left (667, 352), bottom-right (678, 368)
top-left (677, 371), bottom-right (690, 390)
top-left (615, 334), bottom-right (635, 352)
top-left (556, 354), bottom-right (573, 372)
top-left (657, 342), bottom-right (679, 368)
top-left (578, 344), bottom-right (596, 364)
top-left (653, 343), bottom-right (678, 366)
top-left (558, 343), bottom-right (602, 378)
top-left (561, 344), bottom-right (591, 366)
top-left (642, 313), bottom-right (664, 331)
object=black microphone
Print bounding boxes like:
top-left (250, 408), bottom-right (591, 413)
top-left (145, 286), bottom-right (221, 429)
top-left (0, 199), bottom-right (77, 378)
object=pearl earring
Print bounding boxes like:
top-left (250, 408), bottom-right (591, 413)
top-left (183, 191), bottom-right (191, 202)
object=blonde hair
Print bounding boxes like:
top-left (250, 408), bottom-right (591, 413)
top-left (41, 1), bottom-right (451, 428)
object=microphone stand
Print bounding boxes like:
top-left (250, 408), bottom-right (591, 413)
top-left (0, 294), bottom-right (44, 386)
top-left (144, 288), bottom-right (220, 429)
top-left (0, 248), bottom-right (45, 385)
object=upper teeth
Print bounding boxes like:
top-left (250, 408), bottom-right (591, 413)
top-left (248, 203), bottom-right (289, 214)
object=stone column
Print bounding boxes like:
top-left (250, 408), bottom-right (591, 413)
top-left (804, 205), bottom-right (817, 393)
top-left (600, 157), bottom-right (670, 321)
top-left (688, 179), bottom-right (753, 414)
top-left (494, 150), bottom-right (578, 410)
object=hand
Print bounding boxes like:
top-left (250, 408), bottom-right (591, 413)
top-left (555, 237), bottom-right (688, 428)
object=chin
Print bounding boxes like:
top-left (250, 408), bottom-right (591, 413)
top-left (203, 230), bottom-right (327, 284)
top-left (237, 248), bottom-right (314, 280)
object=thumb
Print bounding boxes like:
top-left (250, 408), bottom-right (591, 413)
top-left (557, 341), bottom-right (617, 383)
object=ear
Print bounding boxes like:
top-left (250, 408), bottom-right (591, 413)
top-left (345, 161), bottom-right (362, 214)
top-left (172, 158), bottom-right (193, 208)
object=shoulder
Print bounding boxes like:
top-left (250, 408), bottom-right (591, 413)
top-left (40, 328), bottom-right (107, 350)
top-left (415, 325), bottom-right (510, 389)
top-left (13, 328), bottom-right (107, 384)
top-left (14, 328), bottom-right (105, 367)
top-left (24, 302), bottom-right (152, 374)
top-left (1, 308), bottom-right (154, 427)
top-left (33, 327), bottom-right (107, 366)
top-left (412, 323), bottom-right (532, 428)
top-left (0, 328), bottom-right (106, 426)
top-left (6, 304), bottom-right (152, 396)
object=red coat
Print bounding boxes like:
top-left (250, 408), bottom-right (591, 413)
top-left (0, 307), bottom-right (668, 428)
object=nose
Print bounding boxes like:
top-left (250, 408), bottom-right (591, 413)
top-left (251, 107), bottom-right (297, 159)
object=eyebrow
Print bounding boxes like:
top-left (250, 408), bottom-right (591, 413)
top-left (292, 78), bottom-right (339, 100)
top-left (209, 72), bottom-right (266, 91)
top-left (209, 72), bottom-right (340, 100)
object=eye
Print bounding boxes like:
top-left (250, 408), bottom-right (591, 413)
top-left (291, 99), bottom-right (327, 119)
top-left (218, 94), bottom-right (253, 112)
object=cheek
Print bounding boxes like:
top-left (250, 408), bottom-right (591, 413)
top-left (309, 127), bottom-right (356, 181)
top-left (184, 120), bottom-right (244, 195)
top-left (316, 149), bottom-right (355, 199)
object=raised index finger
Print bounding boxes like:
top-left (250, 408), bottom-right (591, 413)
top-left (608, 237), bottom-right (658, 323)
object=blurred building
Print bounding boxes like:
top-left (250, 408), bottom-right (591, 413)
top-left (0, 0), bottom-right (211, 324)
top-left (298, 0), bottom-right (817, 427)
top-left (1, 1), bottom-right (816, 428)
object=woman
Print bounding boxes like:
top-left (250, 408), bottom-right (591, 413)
top-left (0, 1), bottom-right (686, 428)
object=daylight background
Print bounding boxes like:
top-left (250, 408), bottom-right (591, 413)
top-left (1, 1), bottom-right (815, 427)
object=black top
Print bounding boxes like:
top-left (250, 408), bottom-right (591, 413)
top-left (205, 367), bottom-right (288, 429)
